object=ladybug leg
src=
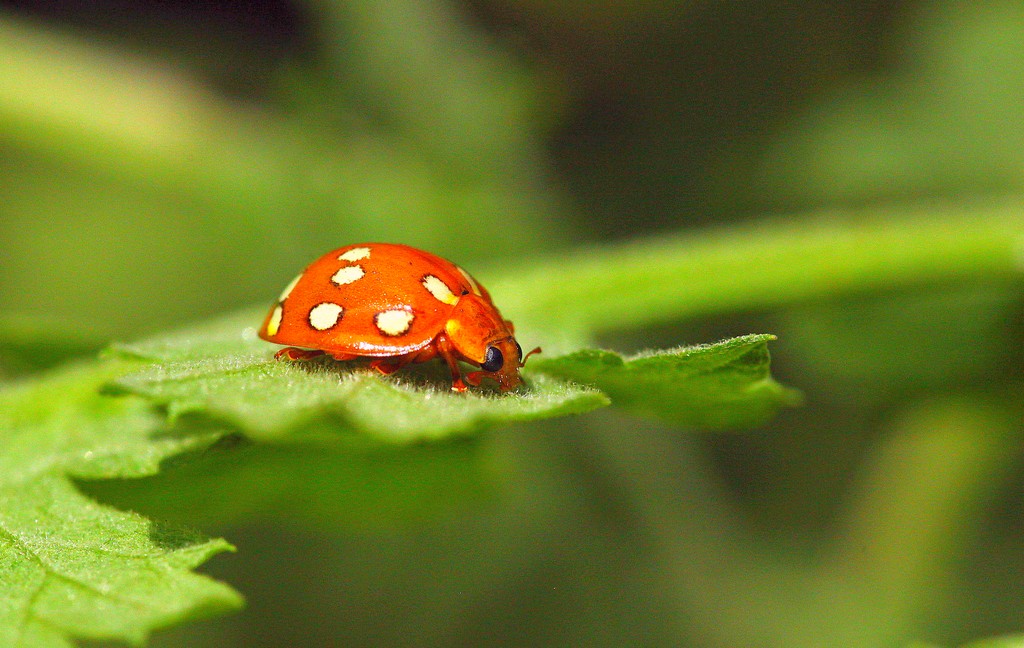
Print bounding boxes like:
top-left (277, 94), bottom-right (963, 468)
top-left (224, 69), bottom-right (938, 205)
top-left (369, 357), bottom-right (408, 376)
top-left (442, 354), bottom-right (468, 393)
top-left (433, 334), bottom-right (468, 393)
top-left (275, 347), bottom-right (325, 361)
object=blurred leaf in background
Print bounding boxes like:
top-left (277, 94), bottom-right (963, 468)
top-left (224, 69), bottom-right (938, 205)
top-left (0, 0), bottom-right (564, 339)
top-left (1, 0), bottom-right (1023, 647)
top-left (757, 0), bottom-right (1024, 207)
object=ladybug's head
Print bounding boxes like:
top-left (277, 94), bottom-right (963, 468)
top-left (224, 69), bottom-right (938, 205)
top-left (465, 337), bottom-right (541, 392)
top-left (445, 294), bottom-right (540, 392)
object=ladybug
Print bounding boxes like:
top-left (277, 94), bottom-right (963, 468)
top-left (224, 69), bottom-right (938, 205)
top-left (259, 243), bottom-right (539, 392)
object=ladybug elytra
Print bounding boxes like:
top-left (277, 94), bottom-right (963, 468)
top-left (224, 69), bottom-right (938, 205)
top-left (259, 243), bottom-right (539, 392)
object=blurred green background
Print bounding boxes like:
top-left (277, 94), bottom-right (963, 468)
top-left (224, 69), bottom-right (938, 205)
top-left (2, 0), bottom-right (1023, 646)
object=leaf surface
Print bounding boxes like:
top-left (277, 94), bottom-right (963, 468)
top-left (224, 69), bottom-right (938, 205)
top-left (109, 353), bottom-right (609, 444)
top-left (0, 363), bottom-right (242, 647)
top-left (102, 308), bottom-right (609, 443)
top-left (530, 334), bottom-right (800, 429)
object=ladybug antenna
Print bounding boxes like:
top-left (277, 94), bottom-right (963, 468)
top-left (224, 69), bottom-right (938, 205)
top-left (520, 346), bottom-right (542, 367)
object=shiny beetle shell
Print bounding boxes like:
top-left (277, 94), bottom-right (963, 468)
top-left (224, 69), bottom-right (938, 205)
top-left (259, 243), bottom-right (538, 392)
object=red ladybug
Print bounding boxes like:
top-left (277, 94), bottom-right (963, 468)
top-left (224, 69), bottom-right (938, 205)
top-left (259, 243), bottom-right (539, 392)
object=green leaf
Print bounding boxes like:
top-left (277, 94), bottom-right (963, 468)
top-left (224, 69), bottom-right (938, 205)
top-left (107, 312), bottom-right (792, 438)
top-left (529, 334), bottom-right (800, 429)
top-left (0, 363), bottom-right (242, 646)
top-left (102, 308), bottom-right (609, 444)
top-left (108, 353), bottom-right (609, 444)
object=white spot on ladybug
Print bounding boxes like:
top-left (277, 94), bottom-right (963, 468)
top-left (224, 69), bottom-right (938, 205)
top-left (331, 265), bottom-right (365, 286)
top-left (279, 273), bottom-right (303, 302)
top-left (457, 266), bottom-right (481, 296)
top-left (267, 305), bottom-right (283, 337)
top-left (309, 302), bottom-right (344, 331)
top-left (375, 309), bottom-right (414, 336)
top-left (422, 274), bottom-right (458, 305)
top-left (339, 247), bottom-right (371, 263)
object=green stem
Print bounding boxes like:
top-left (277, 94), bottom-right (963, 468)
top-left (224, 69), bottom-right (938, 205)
top-left (493, 201), bottom-right (1024, 337)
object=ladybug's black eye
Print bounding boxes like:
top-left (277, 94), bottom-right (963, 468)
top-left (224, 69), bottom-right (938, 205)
top-left (515, 341), bottom-right (523, 363)
top-left (481, 346), bottom-right (503, 372)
